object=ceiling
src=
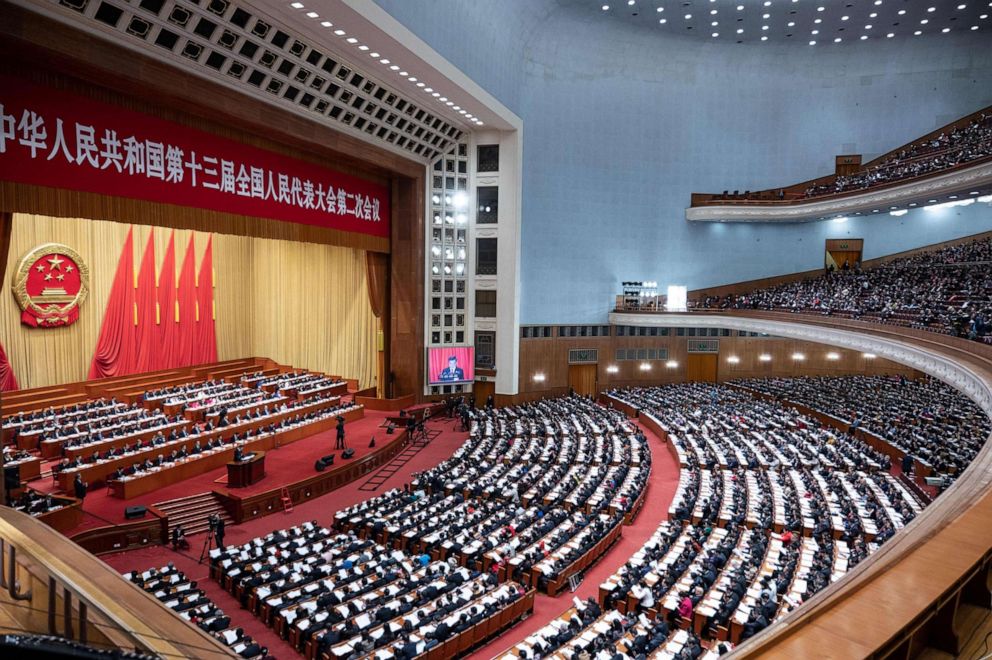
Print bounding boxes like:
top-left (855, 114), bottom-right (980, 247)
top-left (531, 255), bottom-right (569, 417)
top-left (562, 0), bottom-right (991, 44)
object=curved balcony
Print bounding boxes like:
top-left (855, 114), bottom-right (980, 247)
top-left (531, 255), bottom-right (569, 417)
top-left (606, 308), bottom-right (992, 657)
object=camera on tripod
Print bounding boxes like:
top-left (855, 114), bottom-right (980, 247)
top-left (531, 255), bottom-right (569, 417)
top-left (207, 513), bottom-right (219, 534)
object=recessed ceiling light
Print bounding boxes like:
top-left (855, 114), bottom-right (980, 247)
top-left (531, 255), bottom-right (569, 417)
top-left (685, 13), bottom-right (692, 19)
top-left (628, 0), bottom-right (635, 5)
top-left (981, 13), bottom-right (989, 18)
top-left (711, 20), bottom-right (718, 26)
top-left (887, 31), bottom-right (895, 37)
top-left (762, 12), bottom-right (770, 18)
top-left (424, 87), bottom-right (433, 92)
top-left (445, 101), bottom-right (454, 106)
top-left (407, 76), bottom-right (417, 81)
top-left (737, 4), bottom-right (744, 9)
top-left (762, 24), bottom-right (769, 29)
top-left (358, 45), bottom-right (369, 51)
top-left (431, 92), bottom-right (440, 97)
top-left (290, 1), bottom-right (303, 8)
top-left (834, 36), bottom-right (842, 42)
top-left (927, 6), bottom-right (936, 11)
top-left (860, 34), bottom-right (868, 39)
top-left (453, 105), bottom-right (460, 110)
top-left (737, 27), bottom-right (744, 33)
top-left (812, 29), bottom-right (819, 34)
top-left (875, 0), bottom-right (883, 5)
top-left (602, 4), bottom-right (610, 10)
top-left (841, 15), bottom-right (849, 20)
top-left (942, 26), bottom-right (951, 31)
top-left (346, 37), bottom-right (358, 43)
top-left (439, 96), bottom-right (447, 101)
top-left (972, 24), bottom-right (980, 29)
top-left (305, 11), bottom-right (318, 18)
top-left (320, 21), bottom-right (332, 27)
top-left (656, 6), bottom-right (664, 11)
top-left (380, 58), bottom-right (390, 64)
top-left (659, 18), bottom-right (667, 23)
top-left (416, 82), bottom-right (425, 87)
top-left (897, 8), bottom-right (905, 14)
top-left (865, 24), bottom-right (873, 29)
top-left (870, 12), bottom-right (878, 17)
top-left (764, 0), bottom-right (771, 5)
top-left (390, 65), bottom-right (400, 70)
top-left (711, 9), bottom-right (718, 14)
top-left (334, 29), bottom-right (345, 35)
top-left (958, 3), bottom-right (967, 7)
top-left (788, 21), bottom-right (795, 26)
top-left (809, 39), bottom-right (817, 44)
top-left (712, 31), bottom-right (719, 36)
top-left (369, 52), bottom-right (379, 57)
top-left (914, 29), bottom-right (922, 34)
top-left (814, 18), bottom-right (822, 23)
top-left (458, 109), bottom-right (466, 114)
top-left (398, 70), bottom-right (408, 76)
top-left (761, 35), bottom-right (768, 40)
top-left (920, 18), bottom-right (928, 23)
top-left (817, 5), bottom-right (825, 11)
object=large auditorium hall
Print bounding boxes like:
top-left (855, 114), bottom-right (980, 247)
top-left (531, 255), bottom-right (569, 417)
top-left (1, 1), bottom-right (991, 659)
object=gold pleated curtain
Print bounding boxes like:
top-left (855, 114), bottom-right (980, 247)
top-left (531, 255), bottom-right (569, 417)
top-left (0, 214), bottom-right (377, 389)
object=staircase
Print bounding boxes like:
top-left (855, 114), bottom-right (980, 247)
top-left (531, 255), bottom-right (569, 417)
top-left (356, 425), bottom-right (442, 492)
top-left (153, 492), bottom-right (233, 538)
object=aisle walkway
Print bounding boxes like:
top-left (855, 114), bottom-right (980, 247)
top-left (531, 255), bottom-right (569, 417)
top-left (466, 418), bottom-right (681, 659)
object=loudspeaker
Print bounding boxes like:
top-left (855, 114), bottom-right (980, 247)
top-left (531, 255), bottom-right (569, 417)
top-left (342, 448), bottom-right (355, 459)
top-left (386, 424), bottom-right (395, 435)
top-left (124, 505), bottom-right (147, 520)
top-left (315, 454), bottom-right (336, 472)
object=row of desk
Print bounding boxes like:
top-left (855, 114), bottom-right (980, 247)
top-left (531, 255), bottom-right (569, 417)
top-left (59, 401), bottom-right (362, 494)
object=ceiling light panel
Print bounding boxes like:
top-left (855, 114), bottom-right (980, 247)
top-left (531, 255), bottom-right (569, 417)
top-left (41, 0), bottom-right (479, 161)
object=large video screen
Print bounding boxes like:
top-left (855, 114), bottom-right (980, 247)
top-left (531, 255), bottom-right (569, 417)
top-left (427, 346), bottom-right (475, 385)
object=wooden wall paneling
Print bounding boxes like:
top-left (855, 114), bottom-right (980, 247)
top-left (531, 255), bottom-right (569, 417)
top-left (517, 333), bottom-right (915, 398)
top-left (473, 380), bottom-right (495, 406)
top-left (387, 176), bottom-right (425, 398)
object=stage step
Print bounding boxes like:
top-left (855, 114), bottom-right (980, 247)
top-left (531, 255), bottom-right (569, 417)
top-left (356, 424), bottom-right (441, 492)
top-left (153, 492), bottom-right (233, 540)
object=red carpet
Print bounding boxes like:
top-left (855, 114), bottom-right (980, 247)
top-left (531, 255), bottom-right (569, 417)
top-left (98, 414), bottom-right (680, 659)
top-left (35, 411), bottom-right (399, 534)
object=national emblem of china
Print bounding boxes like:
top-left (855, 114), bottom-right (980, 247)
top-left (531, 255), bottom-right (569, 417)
top-left (12, 243), bottom-right (89, 328)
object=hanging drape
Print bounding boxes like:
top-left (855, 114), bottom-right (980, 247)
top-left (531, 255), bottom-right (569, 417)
top-left (157, 231), bottom-right (180, 369)
top-left (176, 235), bottom-right (198, 368)
top-left (0, 212), bottom-right (17, 390)
top-left (88, 227), bottom-right (138, 379)
top-left (195, 235), bottom-right (218, 364)
top-left (365, 251), bottom-right (388, 319)
top-left (134, 231), bottom-right (159, 373)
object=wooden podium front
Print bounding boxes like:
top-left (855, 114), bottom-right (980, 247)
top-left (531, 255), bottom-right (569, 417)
top-left (227, 451), bottom-right (266, 488)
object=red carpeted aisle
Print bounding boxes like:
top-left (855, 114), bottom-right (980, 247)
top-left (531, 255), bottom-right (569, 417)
top-left (466, 418), bottom-right (681, 659)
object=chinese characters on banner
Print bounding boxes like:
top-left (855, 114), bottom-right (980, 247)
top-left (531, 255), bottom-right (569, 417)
top-left (0, 75), bottom-right (390, 238)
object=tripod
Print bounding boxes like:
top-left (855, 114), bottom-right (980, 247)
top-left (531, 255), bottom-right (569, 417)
top-left (198, 528), bottom-right (215, 565)
top-left (413, 422), bottom-right (429, 444)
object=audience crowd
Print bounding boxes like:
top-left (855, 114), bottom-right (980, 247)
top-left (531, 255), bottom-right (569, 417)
top-left (124, 563), bottom-right (272, 659)
top-left (733, 375), bottom-right (990, 483)
top-left (804, 112), bottom-right (992, 198)
top-left (694, 236), bottom-right (992, 341)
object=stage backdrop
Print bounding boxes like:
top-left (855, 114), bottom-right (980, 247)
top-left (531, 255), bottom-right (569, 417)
top-left (0, 214), bottom-right (377, 389)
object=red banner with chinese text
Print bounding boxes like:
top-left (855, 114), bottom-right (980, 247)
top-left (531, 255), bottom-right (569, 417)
top-left (0, 75), bottom-right (389, 238)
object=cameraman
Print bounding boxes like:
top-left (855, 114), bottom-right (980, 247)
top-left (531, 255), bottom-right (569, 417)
top-left (211, 514), bottom-right (225, 549)
top-left (335, 415), bottom-right (346, 450)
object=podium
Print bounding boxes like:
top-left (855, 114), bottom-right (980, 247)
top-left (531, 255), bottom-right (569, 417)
top-left (227, 451), bottom-right (266, 488)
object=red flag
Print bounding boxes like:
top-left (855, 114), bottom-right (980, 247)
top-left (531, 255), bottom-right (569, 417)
top-left (89, 227), bottom-right (138, 379)
top-left (135, 232), bottom-right (159, 372)
top-left (195, 235), bottom-right (218, 364)
top-left (176, 235), bottom-right (198, 367)
top-left (157, 231), bottom-right (180, 368)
